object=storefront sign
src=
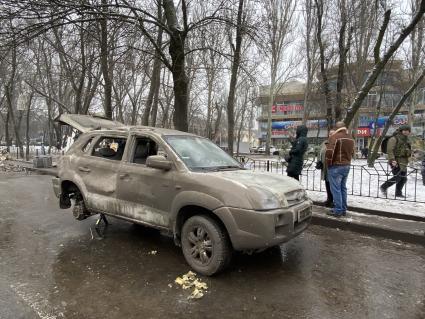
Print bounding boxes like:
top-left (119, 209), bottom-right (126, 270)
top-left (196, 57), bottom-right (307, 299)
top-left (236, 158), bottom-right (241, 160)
top-left (356, 127), bottom-right (370, 137)
top-left (271, 119), bottom-right (328, 130)
top-left (272, 104), bottom-right (304, 113)
top-left (359, 114), bottom-right (408, 128)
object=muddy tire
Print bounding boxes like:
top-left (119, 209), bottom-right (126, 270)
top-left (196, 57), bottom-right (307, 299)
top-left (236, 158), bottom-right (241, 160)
top-left (181, 215), bottom-right (232, 276)
top-left (72, 194), bottom-right (90, 221)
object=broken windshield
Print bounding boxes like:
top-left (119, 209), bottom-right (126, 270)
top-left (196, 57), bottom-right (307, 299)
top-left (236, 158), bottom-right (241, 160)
top-left (164, 135), bottom-right (241, 171)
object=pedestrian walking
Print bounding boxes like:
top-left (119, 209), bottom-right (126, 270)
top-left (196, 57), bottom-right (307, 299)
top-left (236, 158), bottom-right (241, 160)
top-left (318, 129), bottom-right (335, 207)
top-left (325, 121), bottom-right (355, 217)
top-left (380, 125), bottom-right (412, 197)
top-left (361, 147), bottom-right (368, 159)
top-left (286, 125), bottom-right (308, 181)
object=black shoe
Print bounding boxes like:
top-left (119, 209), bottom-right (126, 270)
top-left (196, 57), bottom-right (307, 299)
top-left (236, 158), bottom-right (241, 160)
top-left (323, 201), bottom-right (333, 208)
top-left (395, 193), bottom-right (405, 198)
top-left (326, 210), bottom-right (343, 218)
top-left (380, 185), bottom-right (387, 196)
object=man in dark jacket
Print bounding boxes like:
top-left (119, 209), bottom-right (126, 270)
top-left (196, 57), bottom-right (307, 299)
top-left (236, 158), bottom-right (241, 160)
top-left (286, 125), bottom-right (308, 180)
top-left (380, 125), bottom-right (412, 197)
top-left (325, 121), bottom-right (355, 217)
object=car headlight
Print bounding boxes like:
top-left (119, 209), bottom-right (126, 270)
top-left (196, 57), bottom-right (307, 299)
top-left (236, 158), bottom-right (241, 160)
top-left (248, 186), bottom-right (281, 210)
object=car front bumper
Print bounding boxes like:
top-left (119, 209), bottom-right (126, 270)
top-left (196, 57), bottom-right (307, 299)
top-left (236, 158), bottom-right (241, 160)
top-left (214, 200), bottom-right (312, 251)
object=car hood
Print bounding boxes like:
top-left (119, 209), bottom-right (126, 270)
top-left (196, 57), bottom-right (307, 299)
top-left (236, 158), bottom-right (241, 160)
top-left (215, 169), bottom-right (300, 192)
top-left (211, 169), bottom-right (305, 209)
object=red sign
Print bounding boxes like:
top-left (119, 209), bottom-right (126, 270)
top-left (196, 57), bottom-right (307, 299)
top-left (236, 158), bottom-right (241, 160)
top-left (356, 127), bottom-right (370, 137)
top-left (355, 127), bottom-right (383, 137)
top-left (272, 104), bottom-right (304, 113)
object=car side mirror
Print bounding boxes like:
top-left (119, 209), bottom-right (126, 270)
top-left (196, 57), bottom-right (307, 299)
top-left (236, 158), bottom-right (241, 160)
top-left (146, 155), bottom-right (172, 171)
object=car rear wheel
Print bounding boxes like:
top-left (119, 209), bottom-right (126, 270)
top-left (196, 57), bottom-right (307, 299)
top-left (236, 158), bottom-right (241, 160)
top-left (181, 215), bottom-right (232, 276)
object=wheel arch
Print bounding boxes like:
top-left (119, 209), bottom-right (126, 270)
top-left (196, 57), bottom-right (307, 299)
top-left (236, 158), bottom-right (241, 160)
top-left (59, 179), bottom-right (87, 209)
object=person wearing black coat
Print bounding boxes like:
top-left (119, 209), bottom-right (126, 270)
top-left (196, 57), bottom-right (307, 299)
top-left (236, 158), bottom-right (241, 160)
top-left (286, 125), bottom-right (308, 180)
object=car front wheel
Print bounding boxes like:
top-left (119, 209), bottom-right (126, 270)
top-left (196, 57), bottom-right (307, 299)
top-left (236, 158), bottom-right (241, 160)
top-left (181, 215), bottom-right (232, 276)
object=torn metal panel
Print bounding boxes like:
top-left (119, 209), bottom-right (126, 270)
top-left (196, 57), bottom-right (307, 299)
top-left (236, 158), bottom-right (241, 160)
top-left (55, 114), bottom-right (126, 133)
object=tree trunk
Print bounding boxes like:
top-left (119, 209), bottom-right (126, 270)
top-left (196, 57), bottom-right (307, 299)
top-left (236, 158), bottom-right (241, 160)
top-left (163, 0), bottom-right (189, 131)
top-left (315, 0), bottom-right (333, 129)
top-left (25, 93), bottom-right (34, 161)
top-left (5, 110), bottom-right (10, 153)
top-left (212, 102), bottom-right (224, 143)
top-left (100, 0), bottom-right (113, 119)
top-left (226, 0), bottom-right (244, 155)
top-left (143, 0), bottom-right (163, 126)
top-left (266, 75), bottom-right (276, 154)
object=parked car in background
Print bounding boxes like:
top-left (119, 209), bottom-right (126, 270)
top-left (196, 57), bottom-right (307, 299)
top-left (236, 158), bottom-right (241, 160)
top-left (53, 115), bottom-right (312, 276)
top-left (249, 145), bottom-right (259, 153)
top-left (258, 145), bottom-right (279, 155)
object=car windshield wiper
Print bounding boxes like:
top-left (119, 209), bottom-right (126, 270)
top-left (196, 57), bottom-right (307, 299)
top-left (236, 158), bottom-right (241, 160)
top-left (192, 167), bottom-right (220, 172)
top-left (215, 165), bottom-right (243, 170)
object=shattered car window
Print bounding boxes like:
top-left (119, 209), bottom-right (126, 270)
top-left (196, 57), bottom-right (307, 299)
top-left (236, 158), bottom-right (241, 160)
top-left (164, 135), bottom-right (241, 171)
top-left (92, 137), bottom-right (127, 161)
top-left (82, 137), bottom-right (94, 153)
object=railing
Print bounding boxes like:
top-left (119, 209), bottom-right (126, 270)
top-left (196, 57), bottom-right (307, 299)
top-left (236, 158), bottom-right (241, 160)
top-left (236, 155), bottom-right (425, 204)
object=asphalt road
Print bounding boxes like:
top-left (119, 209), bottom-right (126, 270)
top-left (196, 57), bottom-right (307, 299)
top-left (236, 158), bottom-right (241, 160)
top-left (1, 174), bottom-right (424, 319)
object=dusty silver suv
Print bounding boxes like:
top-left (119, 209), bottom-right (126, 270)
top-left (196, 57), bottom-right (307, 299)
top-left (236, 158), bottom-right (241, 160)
top-left (53, 115), bottom-right (312, 275)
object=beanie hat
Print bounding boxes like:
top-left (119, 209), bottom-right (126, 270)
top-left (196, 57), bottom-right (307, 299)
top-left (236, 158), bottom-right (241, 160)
top-left (398, 124), bottom-right (411, 132)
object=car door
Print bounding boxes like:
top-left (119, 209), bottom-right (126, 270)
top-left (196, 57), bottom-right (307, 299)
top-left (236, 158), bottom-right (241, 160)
top-left (75, 134), bottom-right (128, 215)
top-left (115, 133), bottom-right (177, 228)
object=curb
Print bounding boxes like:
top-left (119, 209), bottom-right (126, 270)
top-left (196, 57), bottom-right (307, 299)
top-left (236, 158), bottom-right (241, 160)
top-left (314, 201), bottom-right (425, 222)
top-left (311, 209), bottom-right (425, 246)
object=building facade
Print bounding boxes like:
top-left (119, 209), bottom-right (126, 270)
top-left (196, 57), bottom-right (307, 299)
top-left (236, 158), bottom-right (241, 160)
top-left (257, 64), bottom-right (425, 151)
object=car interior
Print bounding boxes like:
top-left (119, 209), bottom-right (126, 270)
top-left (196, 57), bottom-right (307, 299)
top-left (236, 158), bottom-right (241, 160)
top-left (132, 138), bottom-right (158, 164)
top-left (92, 137), bottom-right (127, 161)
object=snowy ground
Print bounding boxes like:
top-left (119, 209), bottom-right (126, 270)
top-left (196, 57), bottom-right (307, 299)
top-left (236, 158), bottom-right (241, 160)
top-left (242, 157), bottom-right (425, 218)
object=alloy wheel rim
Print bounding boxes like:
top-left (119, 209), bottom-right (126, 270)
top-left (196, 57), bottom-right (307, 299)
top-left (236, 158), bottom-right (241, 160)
top-left (187, 226), bottom-right (213, 265)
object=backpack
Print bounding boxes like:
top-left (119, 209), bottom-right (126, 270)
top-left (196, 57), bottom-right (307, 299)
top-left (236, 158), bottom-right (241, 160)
top-left (381, 133), bottom-right (398, 154)
top-left (381, 136), bottom-right (391, 154)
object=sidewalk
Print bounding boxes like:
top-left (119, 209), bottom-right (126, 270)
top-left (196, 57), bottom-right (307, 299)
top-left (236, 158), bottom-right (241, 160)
top-left (312, 205), bottom-right (425, 245)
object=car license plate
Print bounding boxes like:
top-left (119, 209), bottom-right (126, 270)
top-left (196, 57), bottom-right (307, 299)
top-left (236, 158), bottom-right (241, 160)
top-left (297, 207), bottom-right (311, 222)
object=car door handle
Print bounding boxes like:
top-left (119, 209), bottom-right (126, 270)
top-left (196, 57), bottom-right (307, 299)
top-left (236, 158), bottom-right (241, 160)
top-left (119, 173), bottom-right (129, 179)
top-left (78, 166), bottom-right (91, 173)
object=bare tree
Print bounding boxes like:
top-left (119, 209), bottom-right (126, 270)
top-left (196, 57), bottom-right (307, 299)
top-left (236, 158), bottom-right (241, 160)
top-left (368, 67), bottom-right (425, 165)
top-left (344, 0), bottom-right (425, 126)
top-left (226, 0), bottom-right (245, 155)
top-left (261, 0), bottom-right (296, 154)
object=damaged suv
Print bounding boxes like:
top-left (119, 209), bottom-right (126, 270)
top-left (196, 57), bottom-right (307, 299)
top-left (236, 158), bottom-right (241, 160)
top-left (53, 115), bottom-right (312, 275)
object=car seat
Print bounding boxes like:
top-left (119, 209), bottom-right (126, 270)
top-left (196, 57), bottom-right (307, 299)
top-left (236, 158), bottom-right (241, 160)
top-left (134, 142), bottom-right (149, 164)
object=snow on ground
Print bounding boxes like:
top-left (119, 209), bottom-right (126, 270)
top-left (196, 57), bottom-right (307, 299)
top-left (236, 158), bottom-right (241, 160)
top-left (242, 157), bottom-right (425, 218)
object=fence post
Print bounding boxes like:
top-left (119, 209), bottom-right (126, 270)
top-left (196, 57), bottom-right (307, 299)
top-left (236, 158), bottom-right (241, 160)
top-left (267, 160), bottom-right (270, 172)
top-left (16, 148), bottom-right (18, 159)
